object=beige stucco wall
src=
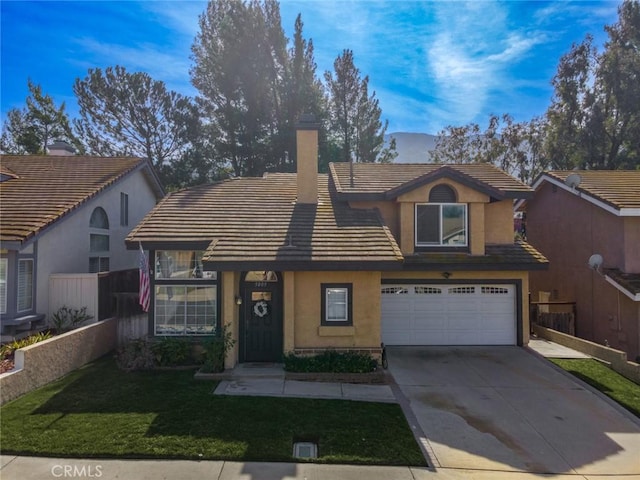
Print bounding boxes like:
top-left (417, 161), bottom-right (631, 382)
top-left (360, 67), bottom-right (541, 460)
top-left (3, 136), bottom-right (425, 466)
top-left (624, 217), bottom-right (640, 273)
top-left (485, 200), bottom-right (516, 244)
top-left (348, 180), bottom-right (517, 257)
top-left (382, 270), bottom-right (531, 345)
top-left (289, 271), bottom-right (381, 350)
top-left (0, 318), bottom-right (117, 405)
top-left (220, 271), bottom-right (241, 368)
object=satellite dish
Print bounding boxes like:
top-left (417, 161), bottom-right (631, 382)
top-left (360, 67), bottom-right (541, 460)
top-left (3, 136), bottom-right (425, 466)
top-left (588, 253), bottom-right (603, 271)
top-left (565, 173), bottom-right (582, 189)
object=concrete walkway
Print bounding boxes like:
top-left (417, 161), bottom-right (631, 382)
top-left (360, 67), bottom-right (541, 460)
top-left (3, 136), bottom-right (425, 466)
top-left (212, 363), bottom-right (397, 403)
top-left (527, 337), bottom-right (591, 358)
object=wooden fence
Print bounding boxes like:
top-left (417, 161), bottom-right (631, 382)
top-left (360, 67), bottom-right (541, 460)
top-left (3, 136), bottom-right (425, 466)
top-left (530, 301), bottom-right (576, 336)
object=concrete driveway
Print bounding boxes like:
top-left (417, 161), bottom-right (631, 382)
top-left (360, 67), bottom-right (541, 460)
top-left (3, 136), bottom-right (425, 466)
top-left (387, 346), bottom-right (640, 475)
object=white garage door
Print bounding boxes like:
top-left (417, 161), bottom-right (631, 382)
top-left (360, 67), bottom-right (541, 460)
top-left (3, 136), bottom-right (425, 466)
top-left (381, 284), bottom-right (516, 345)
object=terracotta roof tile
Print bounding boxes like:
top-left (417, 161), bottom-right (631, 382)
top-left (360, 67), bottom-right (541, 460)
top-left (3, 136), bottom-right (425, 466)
top-left (1, 155), bottom-right (148, 244)
top-left (128, 173), bottom-right (404, 267)
top-left (330, 162), bottom-right (533, 198)
top-left (544, 170), bottom-right (640, 210)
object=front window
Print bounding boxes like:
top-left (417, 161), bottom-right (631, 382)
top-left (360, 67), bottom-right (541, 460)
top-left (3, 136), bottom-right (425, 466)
top-left (415, 203), bottom-right (467, 246)
top-left (155, 250), bottom-right (217, 280)
top-left (321, 283), bottom-right (352, 325)
top-left (17, 259), bottom-right (33, 312)
top-left (154, 285), bottom-right (217, 335)
top-left (154, 250), bottom-right (218, 336)
top-left (89, 207), bottom-right (109, 272)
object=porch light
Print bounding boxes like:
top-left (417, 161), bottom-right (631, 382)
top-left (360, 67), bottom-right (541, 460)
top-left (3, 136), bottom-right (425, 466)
top-left (235, 296), bottom-right (243, 305)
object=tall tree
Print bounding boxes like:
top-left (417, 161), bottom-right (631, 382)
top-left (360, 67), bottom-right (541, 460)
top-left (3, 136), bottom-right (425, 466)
top-left (430, 114), bottom-right (548, 184)
top-left (545, 0), bottom-right (640, 170)
top-left (324, 49), bottom-right (395, 164)
top-left (1, 79), bottom-right (79, 154)
top-left (191, 0), bottom-right (290, 177)
top-left (73, 66), bottom-right (206, 187)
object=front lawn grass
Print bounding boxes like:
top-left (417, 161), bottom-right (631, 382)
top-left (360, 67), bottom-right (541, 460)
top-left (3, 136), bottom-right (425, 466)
top-left (0, 357), bottom-right (426, 466)
top-left (550, 358), bottom-right (640, 417)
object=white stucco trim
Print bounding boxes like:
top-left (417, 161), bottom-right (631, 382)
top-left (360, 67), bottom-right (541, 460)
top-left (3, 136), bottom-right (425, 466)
top-left (604, 275), bottom-right (640, 302)
top-left (529, 175), bottom-right (639, 217)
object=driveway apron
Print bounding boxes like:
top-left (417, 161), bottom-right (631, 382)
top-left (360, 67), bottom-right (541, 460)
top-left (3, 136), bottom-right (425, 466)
top-left (387, 346), bottom-right (640, 475)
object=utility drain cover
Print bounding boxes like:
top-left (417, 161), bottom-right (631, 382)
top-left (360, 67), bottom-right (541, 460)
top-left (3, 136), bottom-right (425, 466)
top-left (293, 442), bottom-right (318, 459)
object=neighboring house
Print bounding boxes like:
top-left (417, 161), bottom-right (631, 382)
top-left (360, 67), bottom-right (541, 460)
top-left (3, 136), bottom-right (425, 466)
top-left (126, 117), bottom-right (547, 366)
top-left (0, 150), bottom-right (164, 338)
top-left (523, 171), bottom-right (640, 362)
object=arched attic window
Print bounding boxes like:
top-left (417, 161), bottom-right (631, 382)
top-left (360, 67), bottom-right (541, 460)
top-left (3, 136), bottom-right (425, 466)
top-left (89, 207), bottom-right (110, 272)
top-left (429, 184), bottom-right (457, 203)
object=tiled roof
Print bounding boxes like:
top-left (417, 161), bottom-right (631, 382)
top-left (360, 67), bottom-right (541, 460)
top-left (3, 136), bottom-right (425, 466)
top-left (402, 241), bottom-right (549, 270)
top-left (543, 171), bottom-right (640, 210)
top-left (330, 163), bottom-right (533, 199)
top-left (127, 173), bottom-right (404, 268)
top-left (0, 155), bottom-right (153, 245)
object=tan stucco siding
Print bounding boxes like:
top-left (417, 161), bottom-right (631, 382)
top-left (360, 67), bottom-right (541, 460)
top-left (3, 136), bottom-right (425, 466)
top-left (291, 271), bottom-right (381, 350)
top-left (220, 271), bottom-right (241, 368)
top-left (397, 180), bottom-right (490, 204)
top-left (469, 203), bottom-right (485, 255)
top-left (381, 270), bottom-right (531, 345)
top-left (485, 200), bottom-right (516, 244)
top-left (296, 129), bottom-right (318, 204)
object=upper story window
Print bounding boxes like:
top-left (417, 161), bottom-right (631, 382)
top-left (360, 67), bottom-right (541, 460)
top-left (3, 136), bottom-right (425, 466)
top-left (415, 184), bottom-right (467, 247)
top-left (120, 192), bottom-right (129, 227)
top-left (89, 207), bottom-right (110, 273)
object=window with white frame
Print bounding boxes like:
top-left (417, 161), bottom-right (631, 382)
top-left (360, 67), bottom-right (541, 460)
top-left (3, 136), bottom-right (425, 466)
top-left (415, 204), bottom-right (467, 246)
top-left (321, 283), bottom-right (352, 325)
top-left (415, 184), bottom-right (467, 247)
top-left (153, 250), bottom-right (219, 336)
top-left (0, 258), bottom-right (7, 314)
top-left (17, 259), bottom-right (33, 312)
top-left (89, 207), bottom-right (110, 273)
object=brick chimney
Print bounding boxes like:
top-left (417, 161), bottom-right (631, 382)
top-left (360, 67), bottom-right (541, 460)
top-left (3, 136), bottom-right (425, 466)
top-left (296, 114), bottom-right (320, 204)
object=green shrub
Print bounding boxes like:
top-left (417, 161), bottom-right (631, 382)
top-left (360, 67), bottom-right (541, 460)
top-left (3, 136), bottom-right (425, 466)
top-left (0, 331), bottom-right (53, 360)
top-left (115, 338), bottom-right (155, 372)
top-left (151, 337), bottom-right (193, 366)
top-left (201, 325), bottom-right (236, 373)
top-left (283, 350), bottom-right (377, 373)
top-left (50, 306), bottom-right (93, 333)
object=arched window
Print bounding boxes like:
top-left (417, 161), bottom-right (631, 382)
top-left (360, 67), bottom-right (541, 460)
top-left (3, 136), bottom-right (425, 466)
top-left (90, 207), bottom-right (109, 229)
top-left (429, 184), bottom-right (457, 203)
top-left (89, 207), bottom-right (109, 272)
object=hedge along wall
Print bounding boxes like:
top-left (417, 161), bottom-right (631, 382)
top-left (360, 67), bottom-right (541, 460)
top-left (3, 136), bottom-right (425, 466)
top-left (0, 318), bottom-right (118, 406)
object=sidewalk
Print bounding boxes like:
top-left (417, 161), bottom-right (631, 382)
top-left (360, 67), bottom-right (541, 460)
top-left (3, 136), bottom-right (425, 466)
top-left (0, 455), bottom-right (609, 480)
top-left (211, 363), bottom-right (397, 403)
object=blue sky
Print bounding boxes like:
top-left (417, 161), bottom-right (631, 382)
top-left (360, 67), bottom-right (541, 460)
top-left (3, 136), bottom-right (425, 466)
top-left (1, 0), bottom-right (621, 134)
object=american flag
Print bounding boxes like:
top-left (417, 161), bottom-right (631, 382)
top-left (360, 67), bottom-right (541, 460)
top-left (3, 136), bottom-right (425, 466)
top-left (138, 243), bottom-right (151, 312)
